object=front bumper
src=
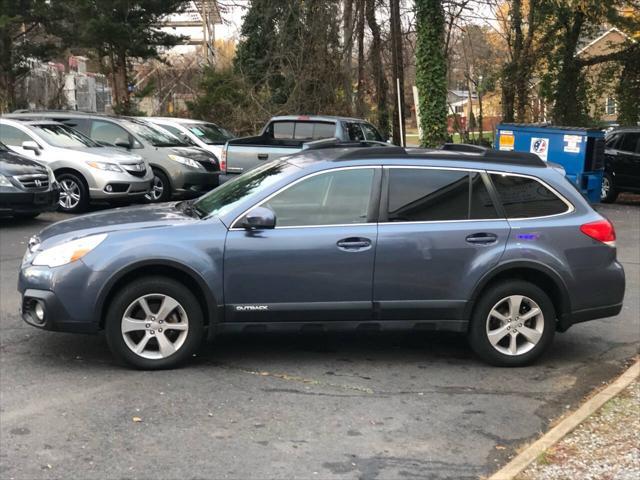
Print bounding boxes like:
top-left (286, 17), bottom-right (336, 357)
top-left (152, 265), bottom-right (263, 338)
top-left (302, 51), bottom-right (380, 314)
top-left (86, 168), bottom-right (154, 200)
top-left (172, 170), bottom-right (220, 198)
top-left (0, 186), bottom-right (60, 215)
top-left (18, 261), bottom-right (105, 333)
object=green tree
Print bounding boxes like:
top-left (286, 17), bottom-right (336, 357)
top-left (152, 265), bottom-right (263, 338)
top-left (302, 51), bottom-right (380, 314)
top-left (415, 0), bottom-right (448, 147)
top-left (62, 0), bottom-right (187, 114)
top-left (616, 44), bottom-right (640, 126)
top-left (0, 0), bottom-right (61, 111)
top-left (546, 1), bottom-right (639, 125)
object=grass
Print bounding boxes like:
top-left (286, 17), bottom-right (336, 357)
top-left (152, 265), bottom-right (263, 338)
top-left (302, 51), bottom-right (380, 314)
top-left (404, 127), bottom-right (494, 147)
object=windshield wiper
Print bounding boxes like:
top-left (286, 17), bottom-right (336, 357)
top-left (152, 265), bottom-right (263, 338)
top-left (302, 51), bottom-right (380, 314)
top-left (177, 200), bottom-right (203, 218)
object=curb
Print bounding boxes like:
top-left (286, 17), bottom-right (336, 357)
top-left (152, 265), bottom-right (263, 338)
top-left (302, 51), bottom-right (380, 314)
top-left (488, 359), bottom-right (640, 480)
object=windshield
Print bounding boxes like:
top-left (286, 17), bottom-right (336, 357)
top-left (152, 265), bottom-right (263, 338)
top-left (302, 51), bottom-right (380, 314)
top-left (35, 124), bottom-right (100, 148)
top-left (193, 161), bottom-right (296, 218)
top-left (0, 141), bottom-right (7, 151)
top-left (187, 122), bottom-right (234, 144)
top-left (123, 120), bottom-right (190, 147)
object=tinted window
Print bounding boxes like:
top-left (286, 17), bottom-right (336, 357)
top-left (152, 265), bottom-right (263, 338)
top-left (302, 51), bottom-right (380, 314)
top-left (361, 123), bottom-right (383, 141)
top-left (605, 133), bottom-right (620, 149)
top-left (619, 132), bottom-right (640, 153)
top-left (263, 168), bottom-right (374, 227)
top-left (388, 169), bottom-right (468, 221)
top-left (90, 120), bottom-right (132, 146)
top-left (345, 122), bottom-right (364, 141)
top-left (272, 122), bottom-right (295, 139)
top-left (490, 174), bottom-right (568, 218)
top-left (470, 173), bottom-right (499, 219)
top-left (0, 124), bottom-right (33, 146)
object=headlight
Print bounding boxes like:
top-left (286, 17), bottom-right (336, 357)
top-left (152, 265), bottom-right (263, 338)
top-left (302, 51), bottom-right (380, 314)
top-left (87, 161), bottom-right (123, 172)
top-left (0, 174), bottom-right (12, 187)
top-left (45, 166), bottom-right (56, 184)
top-left (32, 234), bottom-right (107, 268)
top-left (168, 154), bottom-right (203, 169)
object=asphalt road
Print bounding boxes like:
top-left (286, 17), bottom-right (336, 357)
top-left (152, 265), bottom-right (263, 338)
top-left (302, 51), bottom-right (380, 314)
top-left (1, 199), bottom-right (639, 480)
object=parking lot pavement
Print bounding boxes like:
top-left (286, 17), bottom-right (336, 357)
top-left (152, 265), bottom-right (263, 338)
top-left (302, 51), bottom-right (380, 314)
top-left (1, 200), bottom-right (638, 480)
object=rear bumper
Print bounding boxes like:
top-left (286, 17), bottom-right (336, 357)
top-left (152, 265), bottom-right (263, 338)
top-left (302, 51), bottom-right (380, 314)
top-left (0, 187), bottom-right (59, 215)
top-left (173, 170), bottom-right (220, 197)
top-left (558, 302), bottom-right (623, 331)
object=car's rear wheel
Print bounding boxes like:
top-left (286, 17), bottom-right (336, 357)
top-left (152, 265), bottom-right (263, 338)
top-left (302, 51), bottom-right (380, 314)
top-left (468, 281), bottom-right (555, 367)
top-left (105, 277), bottom-right (204, 369)
top-left (57, 172), bottom-right (89, 213)
top-left (600, 172), bottom-right (618, 203)
top-left (145, 169), bottom-right (171, 202)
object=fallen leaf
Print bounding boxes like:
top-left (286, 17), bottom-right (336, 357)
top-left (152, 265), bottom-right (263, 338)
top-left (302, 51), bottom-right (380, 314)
top-left (495, 445), bottom-right (506, 450)
top-left (132, 417), bottom-right (142, 423)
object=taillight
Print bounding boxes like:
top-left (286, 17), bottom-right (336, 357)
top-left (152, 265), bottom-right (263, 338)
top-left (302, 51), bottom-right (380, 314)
top-left (580, 219), bottom-right (616, 246)
top-left (220, 149), bottom-right (227, 173)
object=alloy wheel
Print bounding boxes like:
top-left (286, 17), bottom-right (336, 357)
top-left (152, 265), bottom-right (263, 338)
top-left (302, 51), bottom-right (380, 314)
top-left (59, 179), bottom-right (81, 210)
top-left (601, 176), bottom-right (610, 200)
top-left (121, 294), bottom-right (189, 360)
top-left (145, 175), bottom-right (164, 201)
top-left (485, 295), bottom-right (544, 356)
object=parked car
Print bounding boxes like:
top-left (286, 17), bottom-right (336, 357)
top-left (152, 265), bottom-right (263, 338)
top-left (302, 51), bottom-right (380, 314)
top-left (601, 127), bottom-right (640, 202)
top-left (7, 112), bottom-right (221, 202)
top-left (222, 115), bottom-right (386, 176)
top-left (144, 117), bottom-right (234, 162)
top-left (0, 142), bottom-right (59, 218)
top-left (19, 144), bottom-right (625, 369)
top-left (0, 118), bottom-right (152, 213)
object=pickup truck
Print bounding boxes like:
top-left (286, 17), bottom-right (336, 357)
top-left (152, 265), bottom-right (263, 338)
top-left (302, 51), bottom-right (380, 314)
top-left (221, 115), bottom-right (386, 175)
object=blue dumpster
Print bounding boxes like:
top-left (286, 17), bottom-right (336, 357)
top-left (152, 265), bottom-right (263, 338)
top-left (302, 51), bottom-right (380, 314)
top-left (495, 124), bottom-right (605, 203)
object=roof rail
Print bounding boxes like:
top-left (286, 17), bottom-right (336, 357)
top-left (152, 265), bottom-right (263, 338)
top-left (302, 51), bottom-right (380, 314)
top-left (440, 143), bottom-right (489, 153)
top-left (303, 138), bottom-right (401, 151)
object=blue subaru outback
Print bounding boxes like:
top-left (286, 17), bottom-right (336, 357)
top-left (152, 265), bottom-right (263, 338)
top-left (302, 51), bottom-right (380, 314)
top-left (19, 145), bottom-right (625, 369)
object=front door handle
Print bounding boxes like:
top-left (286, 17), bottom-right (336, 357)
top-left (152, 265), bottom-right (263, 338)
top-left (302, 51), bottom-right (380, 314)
top-left (257, 153), bottom-right (268, 160)
top-left (466, 233), bottom-right (498, 245)
top-left (337, 237), bottom-right (372, 251)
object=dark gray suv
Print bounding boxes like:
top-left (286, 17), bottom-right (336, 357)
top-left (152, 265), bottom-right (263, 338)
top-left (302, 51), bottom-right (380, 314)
top-left (18, 146), bottom-right (625, 369)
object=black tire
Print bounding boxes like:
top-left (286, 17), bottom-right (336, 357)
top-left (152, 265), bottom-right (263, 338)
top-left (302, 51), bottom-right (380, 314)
top-left (105, 276), bottom-right (204, 370)
top-left (56, 172), bottom-right (89, 213)
top-left (468, 280), bottom-right (555, 367)
top-left (145, 168), bottom-right (172, 203)
top-left (600, 172), bottom-right (618, 203)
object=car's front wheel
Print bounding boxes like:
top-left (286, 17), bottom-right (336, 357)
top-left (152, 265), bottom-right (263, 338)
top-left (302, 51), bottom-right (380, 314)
top-left (57, 172), bottom-right (89, 213)
top-left (145, 169), bottom-right (172, 203)
top-left (468, 280), bottom-right (555, 367)
top-left (600, 172), bottom-right (618, 203)
top-left (105, 276), bottom-right (204, 369)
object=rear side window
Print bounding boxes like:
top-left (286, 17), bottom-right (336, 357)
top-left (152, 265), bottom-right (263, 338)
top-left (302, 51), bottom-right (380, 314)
top-left (385, 168), bottom-right (499, 222)
top-left (490, 174), bottom-right (569, 218)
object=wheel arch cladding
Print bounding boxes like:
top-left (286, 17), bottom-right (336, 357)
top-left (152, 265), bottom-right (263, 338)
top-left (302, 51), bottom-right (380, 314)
top-left (466, 262), bottom-right (570, 325)
top-left (98, 261), bottom-right (217, 330)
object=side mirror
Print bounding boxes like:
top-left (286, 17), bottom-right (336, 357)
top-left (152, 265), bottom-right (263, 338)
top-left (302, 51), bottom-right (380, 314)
top-left (114, 137), bottom-right (132, 149)
top-left (22, 140), bottom-right (41, 154)
top-left (240, 206), bottom-right (276, 230)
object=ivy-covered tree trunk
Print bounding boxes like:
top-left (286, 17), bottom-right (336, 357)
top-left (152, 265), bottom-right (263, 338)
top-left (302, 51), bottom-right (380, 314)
top-left (415, 0), bottom-right (447, 147)
top-left (616, 45), bottom-right (640, 127)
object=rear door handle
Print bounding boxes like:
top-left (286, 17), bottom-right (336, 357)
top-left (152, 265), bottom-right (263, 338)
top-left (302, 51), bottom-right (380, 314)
top-left (337, 237), bottom-right (372, 251)
top-left (257, 153), bottom-right (268, 160)
top-left (466, 233), bottom-right (498, 245)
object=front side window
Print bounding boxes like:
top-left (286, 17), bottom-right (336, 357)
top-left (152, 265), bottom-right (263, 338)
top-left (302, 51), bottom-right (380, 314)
top-left (385, 168), bottom-right (499, 222)
top-left (360, 123), bottom-right (383, 141)
top-left (34, 124), bottom-right (99, 148)
top-left (490, 174), bottom-right (569, 218)
top-left (605, 133), bottom-right (620, 149)
top-left (90, 121), bottom-right (135, 147)
top-left (0, 124), bottom-right (33, 146)
top-left (123, 120), bottom-right (188, 147)
top-left (262, 168), bottom-right (375, 227)
top-left (619, 132), bottom-right (640, 153)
